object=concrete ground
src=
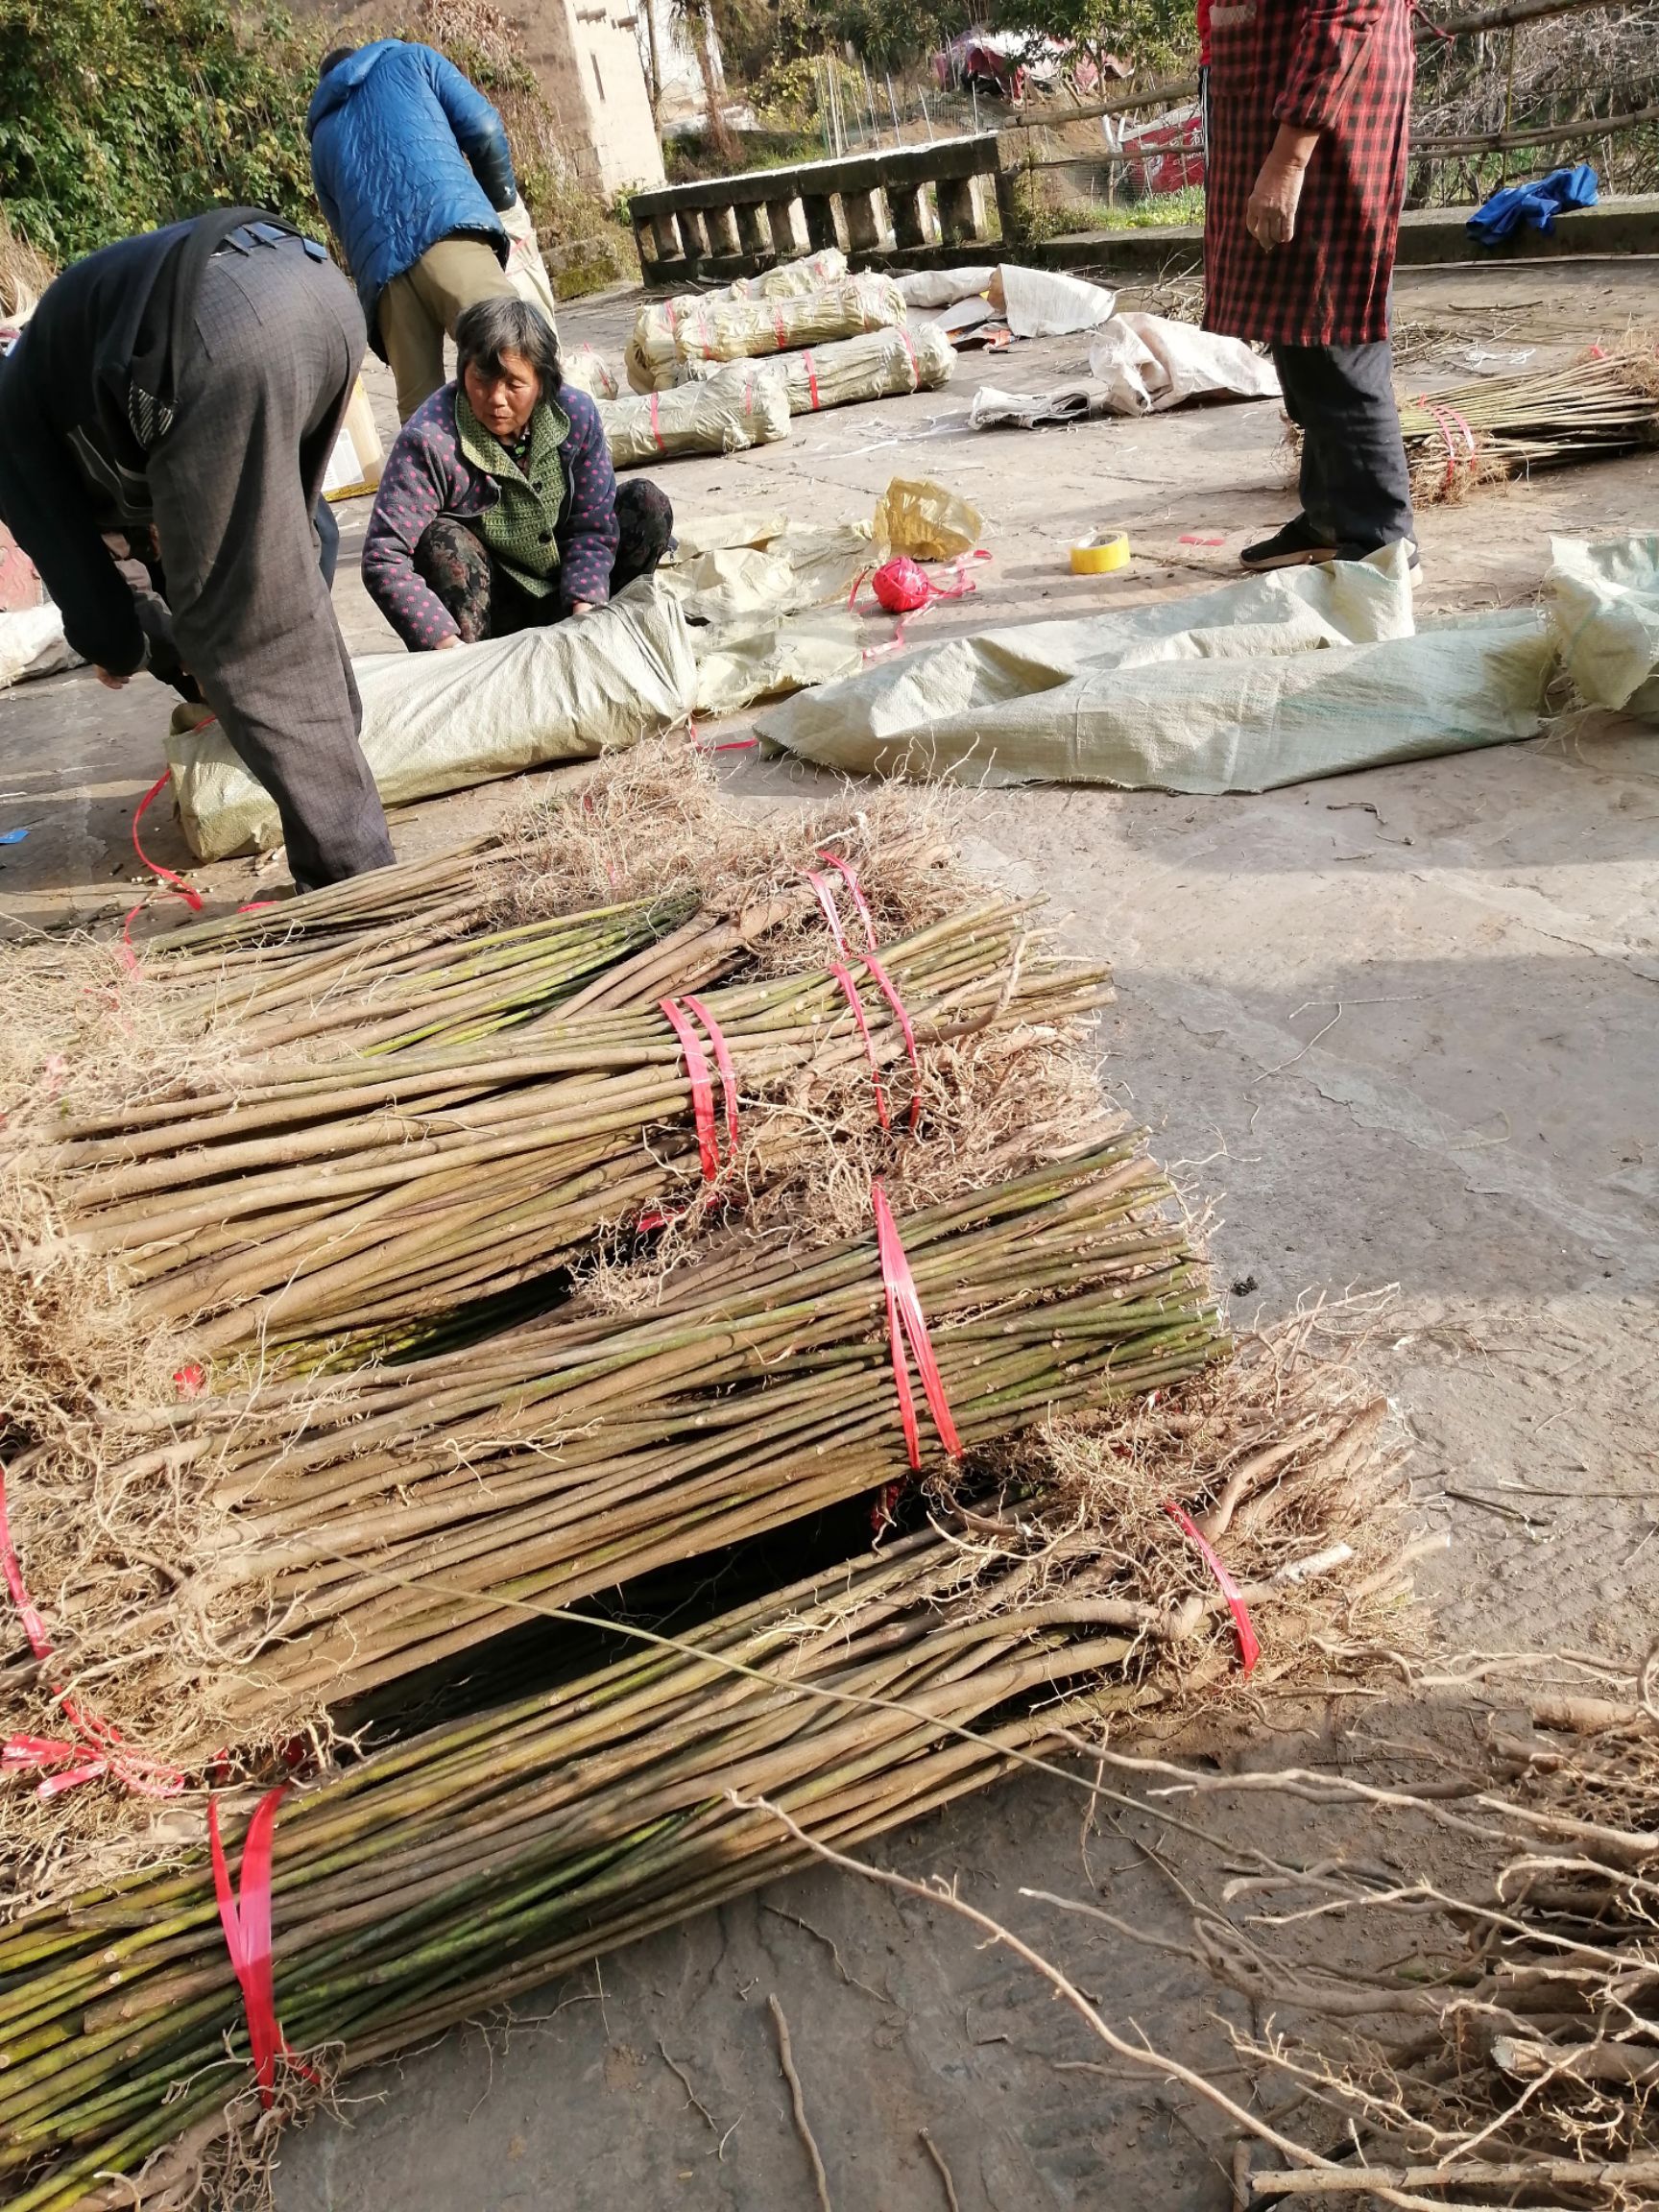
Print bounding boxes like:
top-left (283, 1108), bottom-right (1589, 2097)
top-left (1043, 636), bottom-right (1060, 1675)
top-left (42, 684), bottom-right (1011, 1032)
top-left (2, 261), bottom-right (1655, 2209)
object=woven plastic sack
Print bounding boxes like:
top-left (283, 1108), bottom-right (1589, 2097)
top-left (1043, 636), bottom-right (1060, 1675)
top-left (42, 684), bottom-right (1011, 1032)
top-left (1546, 533), bottom-right (1659, 714)
top-left (562, 344), bottom-right (622, 401)
top-left (166, 594), bottom-right (697, 859)
top-left (757, 550), bottom-right (1556, 793)
top-left (1087, 313), bottom-right (1280, 414)
top-left (730, 248), bottom-right (848, 299)
top-left (501, 196), bottom-right (559, 334)
top-left (991, 265), bottom-right (1116, 337)
top-left (0, 602), bottom-right (73, 685)
top-left (757, 321), bottom-right (954, 416)
top-left (896, 266), bottom-right (996, 310)
top-left (628, 277), bottom-right (907, 392)
top-left (600, 363), bottom-right (790, 468)
top-left (872, 476), bottom-right (984, 563)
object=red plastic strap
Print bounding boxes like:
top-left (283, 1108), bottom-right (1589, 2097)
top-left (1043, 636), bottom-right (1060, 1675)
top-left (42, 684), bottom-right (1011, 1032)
top-left (132, 771), bottom-right (204, 914)
top-left (0, 1455), bottom-right (185, 1800)
top-left (804, 349), bottom-right (820, 410)
top-left (829, 962), bottom-right (891, 1132)
top-left (660, 995), bottom-right (721, 1182)
top-left (1162, 1503), bottom-right (1261, 1675)
top-left (649, 390), bottom-right (664, 453)
top-left (209, 1786), bottom-right (298, 2104)
top-left (813, 850), bottom-right (878, 949)
top-left (803, 866), bottom-right (852, 953)
top-left (681, 992), bottom-right (740, 1157)
top-left (872, 1180), bottom-right (960, 1471)
top-left (899, 325), bottom-right (920, 386)
top-left (773, 303), bottom-right (789, 351)
top-left (858, 950), bottom-right (922, 1131)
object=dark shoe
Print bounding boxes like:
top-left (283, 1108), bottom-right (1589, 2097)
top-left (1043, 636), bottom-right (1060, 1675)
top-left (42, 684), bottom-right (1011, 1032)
top-left (1240, 515), bottom-right (1339, 570)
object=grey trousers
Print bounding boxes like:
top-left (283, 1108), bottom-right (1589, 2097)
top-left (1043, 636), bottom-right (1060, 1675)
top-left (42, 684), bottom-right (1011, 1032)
top-left (148, 234), bottom-right (396, 889)
top-left (1271, 339), bottom-right (1415, 559)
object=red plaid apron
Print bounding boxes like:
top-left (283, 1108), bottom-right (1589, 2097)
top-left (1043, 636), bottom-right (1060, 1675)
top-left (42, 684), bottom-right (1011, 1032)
top-left (1203, 0), bottom-right (1414, 349)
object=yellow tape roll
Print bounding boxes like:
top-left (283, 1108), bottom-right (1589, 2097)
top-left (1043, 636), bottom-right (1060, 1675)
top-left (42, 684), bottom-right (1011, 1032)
top-left (1070, 531), bottom-right (1130, 576)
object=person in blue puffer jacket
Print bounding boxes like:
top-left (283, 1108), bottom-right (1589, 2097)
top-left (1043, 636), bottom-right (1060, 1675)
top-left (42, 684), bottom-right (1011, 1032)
top-left (308, 38), bottom-right (523, 422)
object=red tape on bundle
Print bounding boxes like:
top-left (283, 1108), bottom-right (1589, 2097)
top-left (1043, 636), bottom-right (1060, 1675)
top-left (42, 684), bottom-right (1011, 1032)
top-left (681, 992), bottom-right (739, 1157)
top-left (773, 303), bottom-right (789, 351)
top-left (660, 996), bottom-right (721, 1182)
top-left (0, 1455), bottom-right (186, 1800)
top-left (812, 853), bottom-right (920, 1129)
top-left (209, 1787), bottom-right (301, 2104)
top-left (1162, 1502), bottom-right (1261, 1675)
top-left (803, 349), bottom-right (820, 410)
top-left (649, 390), bottom-right (664, 454)
top-left (829, 962), bottom-right (891, 1131)
top-left (872, 1179), bottom-right (961, 1471)
top-left (803, 865), bottom-right (851, 953)
top-left (1414, 397), bottom-right (1475, 491)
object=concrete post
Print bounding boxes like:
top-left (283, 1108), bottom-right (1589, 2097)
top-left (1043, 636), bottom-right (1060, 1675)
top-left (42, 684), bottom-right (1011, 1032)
top-left (677, 207), bottom-right (710, 261)
top-left (705, 204), bottom-right (741, 257)
top-left (936, 174), bottom-right (979, 247)
top-left (842, 187), bottom-right (885, 255)
top-left (735, 203), bottom-right (769, 262)
top-left (650, 211), bottom-right (680, 264)
top-left (886, 182), bottom-right (927, 252)
top-left (766, 197), bottom-right (805, 258)
top-left (802, 194), bottom-right (840, 252)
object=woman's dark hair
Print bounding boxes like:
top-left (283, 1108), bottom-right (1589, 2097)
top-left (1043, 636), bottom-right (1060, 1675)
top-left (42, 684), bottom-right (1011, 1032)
top-left (454, 297), bottom-right (562, 402)
top-left (319, 45), bottom-right (356, 77)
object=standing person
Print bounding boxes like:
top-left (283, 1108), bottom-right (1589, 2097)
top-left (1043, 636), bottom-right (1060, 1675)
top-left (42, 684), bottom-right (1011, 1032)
top-left (308, 39), bottom-right (524, 424)
top-left (361, 299), bottom-right (674, 650)
top-left (0, 210), bottom-right (396, 890)
top-left (1204, 0), bottom-right (1417, 571)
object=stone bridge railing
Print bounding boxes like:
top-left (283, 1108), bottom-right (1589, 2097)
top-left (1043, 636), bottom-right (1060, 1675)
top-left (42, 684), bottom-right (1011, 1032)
top-left (629, 132), bottom-right (1026, 287)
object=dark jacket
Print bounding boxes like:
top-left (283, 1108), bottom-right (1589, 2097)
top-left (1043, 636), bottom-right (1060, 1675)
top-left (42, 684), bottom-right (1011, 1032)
top-left (308, 41), bottom-right (516, 351)
top-left (362, 381), bottom-right (620, 647)
top-left (0, 210), bottom-right (289, 680)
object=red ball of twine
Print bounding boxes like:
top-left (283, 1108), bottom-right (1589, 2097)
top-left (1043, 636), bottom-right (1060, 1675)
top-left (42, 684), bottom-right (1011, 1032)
top-left (871, 556), bottom-right (932, 613)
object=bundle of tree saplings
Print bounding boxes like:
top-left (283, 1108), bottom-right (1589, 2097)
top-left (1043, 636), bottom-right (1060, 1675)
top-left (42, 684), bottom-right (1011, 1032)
top-left (681, 321), bottom-right (956, 414)
top-left (1395, 340), bottom-right (1659, 504)
top-left (626, 276), bottom-right (908, 392)
top-left (2, 1141), bottom-right (1220, 1777)
top-left (1, 744), bottom-right (963, 1113)
top-left (0, 1331), bottom-right (1419, 2212)
top-left (34, 896), bottom-right (1106, 1362)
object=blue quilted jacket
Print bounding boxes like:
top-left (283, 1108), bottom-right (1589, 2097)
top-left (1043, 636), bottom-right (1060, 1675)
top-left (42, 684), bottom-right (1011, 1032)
top-left (307, 40), bottom-right (517, 351)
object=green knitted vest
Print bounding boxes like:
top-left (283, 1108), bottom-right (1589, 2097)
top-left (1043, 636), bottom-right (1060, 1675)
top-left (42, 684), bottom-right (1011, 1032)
top-left (455, 389), bottom-right (569, 598)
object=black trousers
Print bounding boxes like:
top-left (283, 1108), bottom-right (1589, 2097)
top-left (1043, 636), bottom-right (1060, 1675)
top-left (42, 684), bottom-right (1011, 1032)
top-left (1271, 339), bottom-right (1414, 558)
top-left (413, 480), bottom-right (675, 644)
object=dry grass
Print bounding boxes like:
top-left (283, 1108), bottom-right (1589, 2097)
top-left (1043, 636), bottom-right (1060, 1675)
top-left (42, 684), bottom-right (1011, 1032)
top-left (0, 210), bottom-right (53, 324)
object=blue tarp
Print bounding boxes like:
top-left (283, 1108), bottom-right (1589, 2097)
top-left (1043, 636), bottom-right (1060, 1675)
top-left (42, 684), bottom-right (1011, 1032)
top-left (1468, 163), bottom-right (1599, 246)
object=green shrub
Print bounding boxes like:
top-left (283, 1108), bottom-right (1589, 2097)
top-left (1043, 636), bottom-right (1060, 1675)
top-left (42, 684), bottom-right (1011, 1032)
top-left (0, 0), bottom-right (325, 261)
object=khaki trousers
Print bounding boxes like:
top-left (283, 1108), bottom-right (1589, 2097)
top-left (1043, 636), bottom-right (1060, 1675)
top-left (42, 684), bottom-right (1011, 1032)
top-left (378, 235), bottom-right (516, 421)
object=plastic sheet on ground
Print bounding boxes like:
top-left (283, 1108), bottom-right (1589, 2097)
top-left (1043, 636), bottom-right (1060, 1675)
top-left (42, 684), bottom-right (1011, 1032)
top-left (652, 514), bottom-right (875, 715)
top-left (1546, 534), bottom-right (1659, 715)
top-left (992, 265), bottom-right (1117, 338)
top-left (690, 605), bottom-right (865, 716)
top-left (599, 362), bottom-right (790, 467)
top-left (0, 602), bottom-right (74, 685)
top-left (167, 594), bottom-right (697, 859)
top-left (897, 266), bottom-right (996, 309)
top-left (627, 277), bottom-right (907, 391)
top-left (756, 551), bottom-right (1557, 793)
top-left (970, 313), bottom-right (1280, 429)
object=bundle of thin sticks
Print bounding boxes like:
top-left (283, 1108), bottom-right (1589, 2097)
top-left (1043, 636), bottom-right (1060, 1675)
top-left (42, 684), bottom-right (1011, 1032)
top-left (33, 900), bottom-right (1108, 1361)
top-left (1396, 341), bottom-right (1659, 505)
top-left (4, 1142), bottom-right (1220, 1769)
top-left (0, 1336), bottom-right (1414, 2212)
